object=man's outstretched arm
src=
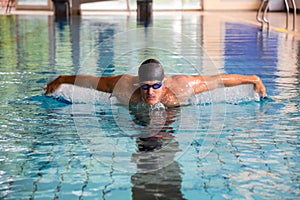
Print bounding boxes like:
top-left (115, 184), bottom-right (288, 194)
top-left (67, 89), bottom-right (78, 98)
top-left (186, 74), bottom-right (267, 97)
top-left (44, 74), bottom-right (123, 95)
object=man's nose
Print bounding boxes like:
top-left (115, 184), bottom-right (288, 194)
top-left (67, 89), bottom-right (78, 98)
top-left (147, 88), bottom-right (154, 94)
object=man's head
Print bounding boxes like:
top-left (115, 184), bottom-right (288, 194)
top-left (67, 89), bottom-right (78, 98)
top-left (138, 59), bottom-right (164, 83)
top-left (138, 59), bottom-right (165, 105)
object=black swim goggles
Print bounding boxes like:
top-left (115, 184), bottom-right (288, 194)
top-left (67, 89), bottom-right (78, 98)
top-left (139, 82), bottom-right (163, 90)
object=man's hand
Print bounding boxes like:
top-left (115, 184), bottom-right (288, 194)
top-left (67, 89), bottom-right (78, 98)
top-left (253, 75), bottom-right (267, 98)
top-left (44, 76), bottom-right (62, 95)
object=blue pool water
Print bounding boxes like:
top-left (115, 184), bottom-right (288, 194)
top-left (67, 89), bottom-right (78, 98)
top-left (0, 13), bottom-right (300, 199)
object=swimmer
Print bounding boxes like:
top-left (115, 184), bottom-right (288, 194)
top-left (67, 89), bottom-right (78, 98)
top-left (45, 58), bottom-right (267, 107)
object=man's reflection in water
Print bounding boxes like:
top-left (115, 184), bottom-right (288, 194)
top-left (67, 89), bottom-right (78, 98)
top-left (130, 105), bottom-right (185, 200)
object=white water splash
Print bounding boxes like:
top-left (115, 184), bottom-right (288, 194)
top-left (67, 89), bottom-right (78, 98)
top-left (195, 84), bottom-right (260, 104)
top-left (49, 83), bottom-right (259, 105)
top-left (50, 84), bottom-right (111, 104)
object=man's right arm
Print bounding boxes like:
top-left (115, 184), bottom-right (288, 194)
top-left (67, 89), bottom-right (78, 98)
top-left (44, 74), bottom-right (123, 95)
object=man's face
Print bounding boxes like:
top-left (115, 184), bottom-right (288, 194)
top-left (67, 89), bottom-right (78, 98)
top-left (139, 80), bottom-right (164, 105)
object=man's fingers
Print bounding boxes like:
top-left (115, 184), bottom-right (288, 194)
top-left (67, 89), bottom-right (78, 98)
top-left (44, 84), bottom-right (56, 95)
top-left (255, 84), bottom-right (267, 98)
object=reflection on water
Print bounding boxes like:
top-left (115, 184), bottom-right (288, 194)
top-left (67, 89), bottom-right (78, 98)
top-left (132, 158), bottom-right (183, 200)
top-left (130, 107), bottom-right (184, 199)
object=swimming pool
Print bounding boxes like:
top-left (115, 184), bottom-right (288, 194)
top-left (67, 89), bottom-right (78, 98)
top-left (0, 12), bottom-right (299, 199)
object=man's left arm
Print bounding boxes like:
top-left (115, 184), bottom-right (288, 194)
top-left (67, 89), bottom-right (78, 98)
top-left (186, 74), bottom-right (267, 97)
top-left (219, 74), bottom-right (267, 97)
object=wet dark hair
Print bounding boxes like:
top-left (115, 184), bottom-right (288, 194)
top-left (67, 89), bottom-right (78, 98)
top-left (138, 59), bottom-right (164, 82)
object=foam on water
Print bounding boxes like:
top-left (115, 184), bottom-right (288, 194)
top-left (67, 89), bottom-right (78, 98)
top-left (49, 83), bottom-right (260, 105)
top-left (195, 84), bottom-right (260, 104)
top-left (50, 84), bottom-right (112, 104)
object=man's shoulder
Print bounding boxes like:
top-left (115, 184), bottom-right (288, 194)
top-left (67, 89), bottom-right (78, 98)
top-left (113, 74), bottom-right (138, 88)
top-left (122, 74), bottom-right (138, 82)
top-left (165, 74), bottom-right (190, 83)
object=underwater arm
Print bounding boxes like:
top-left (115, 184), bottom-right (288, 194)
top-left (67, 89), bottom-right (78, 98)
top-left (44, 74), bottom-right (123, 95)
